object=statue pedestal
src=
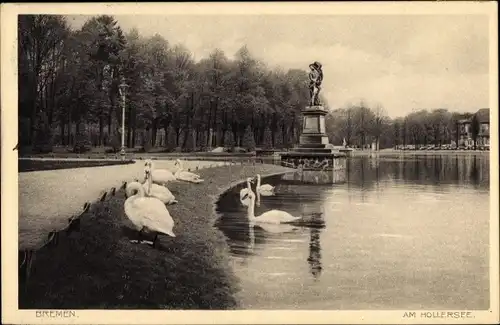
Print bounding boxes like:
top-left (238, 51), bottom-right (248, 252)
top-left (280, 105), bottom-right (346, 171)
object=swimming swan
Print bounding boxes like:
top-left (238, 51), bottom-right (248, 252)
top-left (143, 164), bottom-right (177, 205)
top-left (242, 190), bottom-right (301, 225)
top-left (239, 177), bottom-right (255, 207)
top-left (144, 159), bottom-right (176, 185)
top-left (256, 174), bottom-right (275, 196)
top-left (174, 159), bottom-right (204, 183)
top-left (124, 181), bottom-right (176, 246)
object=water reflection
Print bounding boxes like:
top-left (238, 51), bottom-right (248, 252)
top-left (307, 227), bottom-right (322, 280)
top-left (345, 154), bottom-right (489, 191)
top-left (216, 154), bottom-right (489, 309)
top-left (282, 168), bottom-right (347, 185)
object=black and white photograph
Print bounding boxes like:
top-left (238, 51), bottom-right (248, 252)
top-left (1, 2), bottom-right (498, 324)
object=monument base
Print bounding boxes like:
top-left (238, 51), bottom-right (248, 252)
top-left (280, 168), bottom-right (347, 185)
top-left (280, 99), bottom-right (346, 173)
top-left (279, 150), bottom-right (346, 171)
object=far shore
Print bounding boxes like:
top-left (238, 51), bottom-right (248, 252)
top-left (350, 149), bottom-right (490, 157)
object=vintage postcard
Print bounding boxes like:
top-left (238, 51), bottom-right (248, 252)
top-left (1, 1), bottom-right (498, 324)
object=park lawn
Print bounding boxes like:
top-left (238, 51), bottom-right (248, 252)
top-left (18, 159), bottom-right (135, 172)
top-left (19, 163), bottom-right (293, 309)
top-left (18, 145), bottom-right (257, 159)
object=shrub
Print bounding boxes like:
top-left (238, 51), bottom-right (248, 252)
top-left (70, 121), bottom-right (92, 154)
top-left (32, 111), bottom-right (54, 153)
top-left (262, 127), bottom-right (273, 149)
top-left (274, 127), bottom-right (284, 149)
top-left (242, 126), bottom-right (256, 152)
top-left (166, 126), bottom-right (177, 152)
top-left (183, 128), bottom-right (196, 152)
top-left (19, 117), bottom-right (32, 147)
top-left (141, 129), bottom-right (152, 153)
top-left (73, 129), bottom-right (91, 154)
top-left (109, 133), bottom-right (121, 153)
top-left (196, 130), bottom-right (208, 152)
top-left (223, 130), bottom-right (235, 152)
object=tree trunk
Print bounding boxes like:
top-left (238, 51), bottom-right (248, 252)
top-left (212, 97), bottom-right (219, 146)
top-left (99, 116), bottom-right (104, 146)
top-left (67, 108), bottom-right (72, 146)
top-left (208, 128), bottom-right (213, 148)
top-left (108, 111), bottom-right (112, 143)
top-left (132, 125), bottom-right (137, 148)
top-left (152, 118), bottom-right (157, 147)
top-left (175, 127), bottom-right (181, 147)
top-left (30, 96), bottom-right (37, 146)
top-left (127, 104), bottom-right (133, 148)
top-left (193, 128), bottom-right (197, 149)
top-left (60, 120), bottom-right (65, 146)
top-left (75, 119), bottom-right (80, 137)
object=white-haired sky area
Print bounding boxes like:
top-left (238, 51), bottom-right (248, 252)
top-left (67, 14), bottom-right (490, 118)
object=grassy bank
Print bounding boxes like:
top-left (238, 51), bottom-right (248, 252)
top-left (19, 164), bottom-right (292, 309)
top-left (19, 159), bottom-right (135, 172)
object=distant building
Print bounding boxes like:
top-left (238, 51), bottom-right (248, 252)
top-left (457, 108), bottom-right (490, 148)
top-left (475, 108), bottom-right (490, 147)
top-left (458, 118), bottom-right (473, 147)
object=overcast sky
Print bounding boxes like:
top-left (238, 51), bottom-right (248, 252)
top-left (68, 14), bottom-right (490, 118)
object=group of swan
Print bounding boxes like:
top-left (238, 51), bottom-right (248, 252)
top-left (123, 159), bottom-right (204, 246)
top-left (123, 159), bottom-right (302, 247)
top-left (240, 177), bottom-right (301, 225)
top-left (240, 174), bottom-right (275, 207)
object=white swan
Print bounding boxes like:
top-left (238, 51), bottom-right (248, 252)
top-left (124, 181), bottom-right (176, 246)
top-left (239, 177), bottom-right (254, 207)
top-left (256, 174), bottom-right (275, 196)
top-left (143, 164), bottom-right (177, 205)
top-left (144, 159), bottom-right (177, 185)
top-left (174, 159), bottom-right (204, 183)
top-left (242, 190), bottom-right (301, 225)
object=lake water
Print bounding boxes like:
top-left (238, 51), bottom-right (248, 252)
top-left (215, 154), bottom-right (490, 310)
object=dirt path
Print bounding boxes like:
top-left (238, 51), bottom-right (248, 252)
top-left (19, 159), bottom-right (234, 250)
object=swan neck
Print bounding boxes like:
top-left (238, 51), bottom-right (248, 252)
top-left (247, 194), bottom-right (257, 221)
top-left (147, 172), bottom-right (152, 194)
top-left (257, 175), bottom-right (261, 187)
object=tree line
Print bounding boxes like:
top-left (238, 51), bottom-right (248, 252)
top-left (326, 102), bottom-right (483, 150)
top-left (19, 14), bottom-right (315, 153)
top-left (18, 14), bottom-right (483, 154)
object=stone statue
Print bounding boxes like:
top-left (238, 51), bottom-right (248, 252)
top-left (308, 61), bottom-right (323, 106)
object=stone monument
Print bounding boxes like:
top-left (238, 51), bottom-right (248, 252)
top-left (280, 62), bottom-right (346, 180)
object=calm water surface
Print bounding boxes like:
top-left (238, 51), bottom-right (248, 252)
top-left (215, 155), bottom-right (490, 309)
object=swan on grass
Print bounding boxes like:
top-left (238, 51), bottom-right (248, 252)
top-left (242, 190), bottom-right (301, 225)
top-left (143, 164), bottom-right (177, 205)
top-left (144, 159), bottom-right (176, 185)
top-left (174, 159), bottom-right (204, 183)
top-left (124, 181), bottom-right (176, 247)
top-left (239, 177), bottom-right (255, 207)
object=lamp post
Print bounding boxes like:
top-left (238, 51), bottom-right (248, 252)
top-left (118, 77), bottom-right (129, 160)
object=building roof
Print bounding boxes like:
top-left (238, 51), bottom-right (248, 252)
top-left (475, 108), bottom-right (490, 123)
